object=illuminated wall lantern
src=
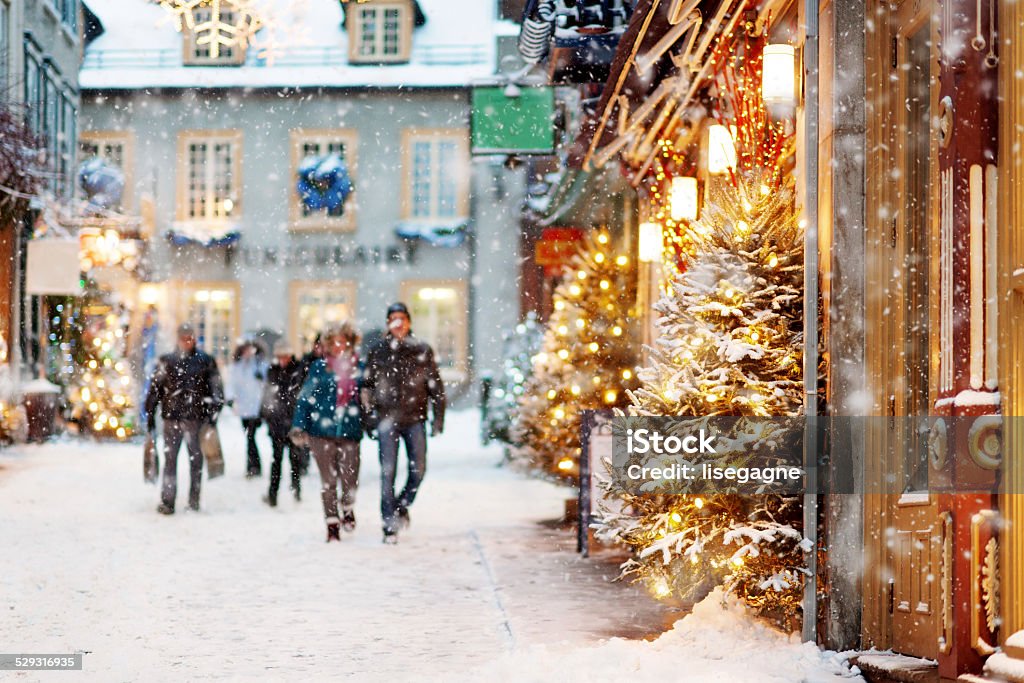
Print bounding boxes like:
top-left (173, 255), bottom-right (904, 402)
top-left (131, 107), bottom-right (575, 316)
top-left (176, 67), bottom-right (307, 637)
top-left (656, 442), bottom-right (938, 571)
top-left (638, 222), bottom-right (664, 263)
top-left (706, 125), bottom-right (737, 175)
top-left (669, 176), bottom-right (699, 222)
top-left (762, 44), bottom-right (797, 106)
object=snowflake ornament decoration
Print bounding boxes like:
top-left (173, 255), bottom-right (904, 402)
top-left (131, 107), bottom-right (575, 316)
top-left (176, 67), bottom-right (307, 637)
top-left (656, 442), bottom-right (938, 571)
top-left (159, 0), bottom-right (263, 59)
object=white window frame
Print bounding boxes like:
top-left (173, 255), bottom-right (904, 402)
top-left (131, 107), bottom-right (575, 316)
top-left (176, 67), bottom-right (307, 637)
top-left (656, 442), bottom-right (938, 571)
top-left (348, 1), bottom-right (412, 64)
top-left (399, 279), bottom-right (468, 382)
top-left (401, 128), bottom-right (469, 223)
top-left (288, 280), bottom-right (358, 352)
top-left (176, 129), bottom-right (243, 223)
top-left (289, 128), bottom-right (358, 232)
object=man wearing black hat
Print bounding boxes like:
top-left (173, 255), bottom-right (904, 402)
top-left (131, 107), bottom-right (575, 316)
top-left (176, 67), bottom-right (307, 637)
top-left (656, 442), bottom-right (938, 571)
top-left (363, 302), bottom-right (446, 544)
top-left (144, 323), bottom-right (225, 514)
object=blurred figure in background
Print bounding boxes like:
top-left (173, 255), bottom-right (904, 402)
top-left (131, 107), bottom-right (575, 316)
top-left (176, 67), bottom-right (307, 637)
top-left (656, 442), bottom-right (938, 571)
top-left (293, 333), bottom-right (324, 476)
top-left (363, 303), bottom-right (445, 545)
top-left (260, 341), bottom-right (304, 506)
top-left (290, 323), bottom-right (364, 542)
top-left (227, 340), bottom-right (268, 478)
top-left (145, 323), bottom-right (224, 514)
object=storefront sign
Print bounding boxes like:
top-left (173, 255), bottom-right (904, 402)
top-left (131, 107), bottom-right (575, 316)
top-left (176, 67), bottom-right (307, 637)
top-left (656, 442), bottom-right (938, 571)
top-left (26, 240), bottom-right (82, 296)
top-left (535, 227), bottom-right (583, 275)
top-left (472, 86), bottom-right (555, 155)
top-left (238, 242), bottom-right (417, 269)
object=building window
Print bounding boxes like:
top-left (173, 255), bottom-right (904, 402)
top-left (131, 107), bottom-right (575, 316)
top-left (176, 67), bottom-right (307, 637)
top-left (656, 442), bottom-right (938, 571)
top-left (400, 279), bottom-right (468, 381)
top-left (349, 1), bottom-right (412, 64)
top-left (288, 281), bottom-right (357, 352)
top-left (177, 130), bottom-right (242, 222)
top-left (402, 129), bottom-right (469, 222)
top-left (289, 128), bottom-right (358, 231)
top-left (24, 48), bottom-right (40, 132)
top-left (0, 2), bottom-right (9, 94)
top-left (175, 282), bottom-right (240, 368)
top-left (79, 131), bottom-right (134, 210)
top-left (58, 94), bottom-right (76, 199)
top-left (183, 4), bottom-right (247, 66)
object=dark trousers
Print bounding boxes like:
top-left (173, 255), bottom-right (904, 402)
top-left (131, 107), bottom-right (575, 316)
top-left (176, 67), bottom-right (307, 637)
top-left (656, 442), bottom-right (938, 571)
top-left (268, 430), bottom-right (301, 502)
top-left (242, 418), bottom-right (262, 475)
top-left (378, 421), bottom-right (427, 533)
top-left (161, 419), bottom-right (203, 509)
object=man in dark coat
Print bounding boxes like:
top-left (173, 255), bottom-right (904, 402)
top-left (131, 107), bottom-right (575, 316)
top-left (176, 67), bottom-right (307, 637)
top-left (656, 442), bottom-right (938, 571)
top-left (363, 302), bottom-right (446, 544)
top-left (145, 323), bottom-right (225, 514)
top-left (260, 341), bottom-right (304, 506)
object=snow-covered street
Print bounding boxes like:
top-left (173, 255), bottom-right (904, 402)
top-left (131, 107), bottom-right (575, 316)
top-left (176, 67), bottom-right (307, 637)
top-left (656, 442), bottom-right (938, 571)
top-left (0, 411), bottom-right (680, 681)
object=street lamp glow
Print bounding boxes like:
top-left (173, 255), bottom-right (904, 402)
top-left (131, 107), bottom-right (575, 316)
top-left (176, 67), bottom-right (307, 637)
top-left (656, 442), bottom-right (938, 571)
top-left (762, 44), bottom-right (797, 105)
top-left (669, 176), bottom-right (699, 221)
top-left (707, 124), bottom-right (736, 175)
top-left (638, 222), bottom-right (663, 262)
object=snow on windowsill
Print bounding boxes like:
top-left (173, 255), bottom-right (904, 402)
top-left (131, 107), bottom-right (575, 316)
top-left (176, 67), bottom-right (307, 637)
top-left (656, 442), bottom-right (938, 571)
top-left (934, 390), bottom-right (1001, 409)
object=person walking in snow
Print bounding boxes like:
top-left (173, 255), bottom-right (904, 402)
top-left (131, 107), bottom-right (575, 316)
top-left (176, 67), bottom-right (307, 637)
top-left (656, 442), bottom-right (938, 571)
top-left (145, 323), bottom-right (225, 515)
top-left (260, 341), bottom-right (304, 506)
top-left (363, 302), bottom-right (446, 544)
top-left (226, 340), bottom-right (268, 478)
top-left (293, 333), bottom-right (325, 476)
top-left (290, 323), bottom-right (364, 542)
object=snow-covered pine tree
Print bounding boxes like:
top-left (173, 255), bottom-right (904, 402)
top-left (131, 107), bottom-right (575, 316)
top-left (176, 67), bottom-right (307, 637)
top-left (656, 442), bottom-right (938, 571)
top-left (596, 32), bottom-right (810, 627)
top-left (482, 312), bottom-right (543, 446)
top-left (513, 232), bottom-right (639, 481)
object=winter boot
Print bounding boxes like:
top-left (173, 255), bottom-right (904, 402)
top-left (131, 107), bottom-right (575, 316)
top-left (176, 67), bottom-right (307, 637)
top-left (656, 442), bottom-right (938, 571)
top-left (326, 521), bottom-right (341, 542)
top-left (342, 509), bottom-right (356, 532)
top-left (382, 529), bottom-right (398, 545)
top-left (397, 506), bottom-right (410, 530)
top-left (156, 503), bottom-right (175, 515)
top-left (263, 494), bottom-right (277, 508)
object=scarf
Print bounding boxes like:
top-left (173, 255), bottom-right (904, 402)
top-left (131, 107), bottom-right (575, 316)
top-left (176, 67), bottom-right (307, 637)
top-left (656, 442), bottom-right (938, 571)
top-left (327, 352), bottom-right (357, 408)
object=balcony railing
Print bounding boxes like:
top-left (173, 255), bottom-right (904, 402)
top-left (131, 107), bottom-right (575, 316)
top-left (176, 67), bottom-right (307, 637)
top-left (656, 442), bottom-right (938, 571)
top-left (81, 43), bottom-right (489, 71)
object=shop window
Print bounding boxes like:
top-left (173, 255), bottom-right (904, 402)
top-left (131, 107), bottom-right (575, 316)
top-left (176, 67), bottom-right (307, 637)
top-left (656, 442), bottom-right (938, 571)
top-left (176, 283), bottom-right (240, 368)
top-left (177, 130), bottom-right (242, 222)
top-left (288, 281), bottom-right (357, 352)
top-left (289, 129), bottom-right (358, 231)
top-left (402, 129), bottom-right (469, 222)
top-left (348, 1), bottom-right (412, 64)
top-left (399, 279), bottom-right (467, 381)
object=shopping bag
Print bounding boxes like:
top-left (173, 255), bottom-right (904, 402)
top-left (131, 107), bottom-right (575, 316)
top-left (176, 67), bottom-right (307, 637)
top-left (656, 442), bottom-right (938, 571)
top-left (200, 423), bottom-right (225, 479)
top-left (143, 431), bottom-right (159, 484)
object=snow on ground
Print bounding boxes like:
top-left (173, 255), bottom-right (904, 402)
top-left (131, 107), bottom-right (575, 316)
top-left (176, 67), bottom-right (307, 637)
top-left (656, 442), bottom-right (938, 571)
top-left (0, 410), bottom-right (856, 682)
top-left (0, 410), bottom-right (673, 681)
top-left (468, 589), bottom-right (865, 683)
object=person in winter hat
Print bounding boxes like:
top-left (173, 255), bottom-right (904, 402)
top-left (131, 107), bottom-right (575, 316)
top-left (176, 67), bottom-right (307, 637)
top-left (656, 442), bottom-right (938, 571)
top-left (291, 323), bottom-right (364, 542)
top-left (226, 340), bottom-right (268, 478)
top-left (363, 302), bottom-right (446, 544)
top-left (144, 323), bottom-right (225, 514)
top-left (260, 340), bottom-right (304, 506)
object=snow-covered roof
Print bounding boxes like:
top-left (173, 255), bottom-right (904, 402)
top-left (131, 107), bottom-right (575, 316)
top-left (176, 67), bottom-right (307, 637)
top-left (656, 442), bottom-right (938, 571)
top-left (80, 0), bottom-right (499, 90)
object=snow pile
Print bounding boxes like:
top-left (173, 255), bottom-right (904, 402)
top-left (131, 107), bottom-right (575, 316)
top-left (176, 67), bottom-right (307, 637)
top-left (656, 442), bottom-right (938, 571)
top-left (464, 588), bottom-right (864, 683)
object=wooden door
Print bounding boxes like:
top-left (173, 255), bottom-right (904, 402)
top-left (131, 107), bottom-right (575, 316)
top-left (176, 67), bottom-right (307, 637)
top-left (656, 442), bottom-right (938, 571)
top-left (885, 0), bottom-right (941, 659)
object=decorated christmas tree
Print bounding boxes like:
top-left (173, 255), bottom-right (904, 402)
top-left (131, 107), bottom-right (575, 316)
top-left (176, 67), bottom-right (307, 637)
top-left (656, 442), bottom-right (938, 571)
top-left (595, 34), bottom-right (809, 627)
top-left (65, 292), bottom-right (137, 440)
top-left (513, 232), bottom-right (639, 480)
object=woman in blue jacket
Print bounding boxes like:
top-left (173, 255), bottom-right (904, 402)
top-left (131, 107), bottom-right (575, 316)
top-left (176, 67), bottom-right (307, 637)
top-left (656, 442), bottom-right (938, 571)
top-left (290, 322), bottom-right (363, 542)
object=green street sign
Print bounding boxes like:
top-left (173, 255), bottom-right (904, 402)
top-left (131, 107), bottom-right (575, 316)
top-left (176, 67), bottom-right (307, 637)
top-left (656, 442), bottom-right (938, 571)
top-left (471, 86), bottom-right (555, 155)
